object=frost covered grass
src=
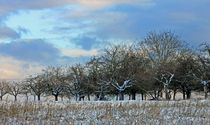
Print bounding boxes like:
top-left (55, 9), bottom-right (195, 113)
top-left (0, 100), bottom-right (209, 125)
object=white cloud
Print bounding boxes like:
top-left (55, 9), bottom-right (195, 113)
top-left (61, 48), bottom-right (99, 57)
top-left (0, 55), bottom-right (43, 80)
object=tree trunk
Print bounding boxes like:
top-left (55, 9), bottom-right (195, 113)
top-left (129, 94), bottom-right (131, 100)
top-left (183, 90), bottom-right (186, 100)
top-left (141, 93), bottom-right (144, 100)
top-left (87, 93), bottom-right (90, 101)
top-left (99, 92), bottom-right (104, 100)
top-left (0, 96), bottom-right (2, 101)
top-left (173, 90), bottom-right (177, 100)
top-left (131, 92), bottom-right (136, 100)
top-left (37, 94), bottom-right (41, 101)
top-left (182, 86), bottom-right (186, 100)
top-left (79, 95), bottom-right (84, 101)
top-left (168, 91), bottom-right (171, 100)
top-left (54, 94), bottom-right (58, 101)
top-left (186, 90), bottom-right (191, 99)
top-left (74, 94), bottom-right (78, 101)
top-left (164, 85), bottom-right (168, 100)
top-left (14, 95), bottom-right (17, 101)
top-left (95, 94), bottom-right (99, 101)
top-left (204, 85), bottom-right (208, 99)
top-left (119, 92), bottom-right (124, 100)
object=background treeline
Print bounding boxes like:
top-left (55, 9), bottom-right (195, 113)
top-left (0, 31), bottom-right (209, 101)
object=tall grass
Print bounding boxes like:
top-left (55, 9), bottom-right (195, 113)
top-left (0, 100), bottom-right (209, 125)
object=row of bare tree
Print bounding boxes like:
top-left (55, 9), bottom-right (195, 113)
top-left (0, 31), bottom-right (209, 101)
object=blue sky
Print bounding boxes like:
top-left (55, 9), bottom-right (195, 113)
top-left (0, 0), bottom-right (210, 79)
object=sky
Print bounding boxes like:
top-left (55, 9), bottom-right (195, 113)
top-left (0, 0), bottom-right (210, 79)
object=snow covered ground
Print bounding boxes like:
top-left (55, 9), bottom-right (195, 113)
top-left (0, 98), bottom-right (209, 125)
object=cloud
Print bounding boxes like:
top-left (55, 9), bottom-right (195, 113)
top-left (58, 3), bottom-right (156, 40)
top-left (61, 48), bottom-right (99, 57)
top-left (0, 0), bottom-right (72, 14)
top-left (76, 0), bottom-right (210, 44)
top-left (18, 26), bottom-right (29, 35)
top-left (0, 55), bottom-right (43, 79)
top-left (92, 11), bottom-right (133, 39)
top-left (4, 0), bottom-right (206, 46)
top-left (0, 39), bottom-right (61, 64)
top-left (77, 0), bottom-right (154, 8)
top-left (0, 0), bottom-right (155, 42)
top-left (0, 25), bottom-right (20, 39)
top-left (0, 0), bottom-right (153, 15)
top-left (72, 35), bottom-right (101, 50)
top-left (0, 39), bottom-right (97, 79)
top-left (0, 38), bottom-right (99, 66)
top-left (0, 51), bottom-right (94, 79)
top-left (59, 9), bottom-right (135, 40)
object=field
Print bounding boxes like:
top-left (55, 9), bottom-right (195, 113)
top-left (0, 98), bottom-right (209, 125)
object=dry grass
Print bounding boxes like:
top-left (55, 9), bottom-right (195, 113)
top-left (0, 99), bottom-right (209, 125)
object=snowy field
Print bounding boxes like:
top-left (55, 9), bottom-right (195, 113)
top-left (0, 97), bottom-right (209, 125)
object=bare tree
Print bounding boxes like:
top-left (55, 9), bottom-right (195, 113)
top-left (192, 43), bottom-right (210, 99)
top-left (140, 31), bottom-right (184, 100)
top-left (8, 81), bottom-right (22, 101)
top-left (87, 57), bottom-right (111, 101)
top-left (0, 80), bottom-right (9, 101)
top-left (154, 72), bottom-right (174, 100)
top-left (200, 42), bottom-right (210, 56)
top-left (21, 82), bottom-right (31, 101)
top-left (128, 43), bottom-right (153, 100)
top-left (26, 75), bottom-right (47, 101)
top-left (140, 31), bottom-right (182, 67)
top-left (64, 64), bottom-right (88, 101)
top-left (43, 66), bottom-right (66, 101)
top-left (110, 79), bottom-right (134, 100)
top-left (100, 44), bottom-right (137, 100)
top-left (173, 52), bottom-right (196, 100)
top-left (193, 74), bottom-right (210, 99)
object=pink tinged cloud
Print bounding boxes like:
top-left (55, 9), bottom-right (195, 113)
top-left (0, 0), bottom-right (153, 14)
top-left (77, 0), bottom-right (154, 8)
top-left (0, 55), bottom-right (43, 79)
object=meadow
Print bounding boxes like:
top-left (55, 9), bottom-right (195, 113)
top-left (0, 97), bottom-right (209, 125)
